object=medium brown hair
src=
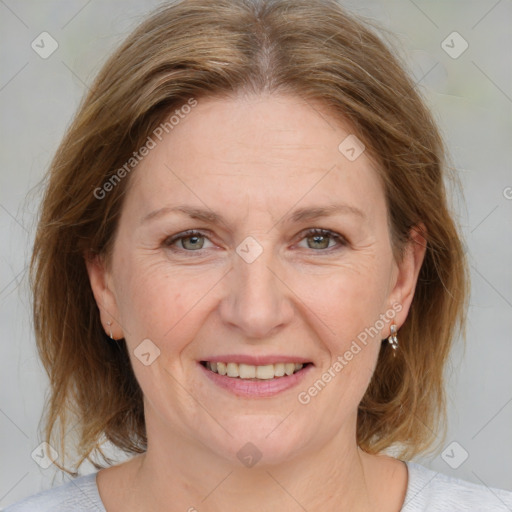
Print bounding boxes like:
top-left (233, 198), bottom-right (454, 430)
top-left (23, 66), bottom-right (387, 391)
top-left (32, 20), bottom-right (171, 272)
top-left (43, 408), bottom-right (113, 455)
top-left (30, 0), bottom-right (468, 475)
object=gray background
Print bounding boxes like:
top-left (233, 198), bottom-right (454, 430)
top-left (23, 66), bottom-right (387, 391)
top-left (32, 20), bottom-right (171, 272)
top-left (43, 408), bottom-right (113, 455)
top-left (1, 0), bottom-right (511, 508)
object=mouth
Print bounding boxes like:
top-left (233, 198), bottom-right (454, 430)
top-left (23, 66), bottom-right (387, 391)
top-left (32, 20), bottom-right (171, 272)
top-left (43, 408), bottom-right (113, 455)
top-left (200, 361), bottom-right (311, 379)
top-left (199, 359), bottom-right (313, 397)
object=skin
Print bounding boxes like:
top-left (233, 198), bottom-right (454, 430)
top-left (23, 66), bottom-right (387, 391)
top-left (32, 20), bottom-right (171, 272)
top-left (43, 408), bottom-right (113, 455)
top-left (86, 92), bottom-right (426, 512)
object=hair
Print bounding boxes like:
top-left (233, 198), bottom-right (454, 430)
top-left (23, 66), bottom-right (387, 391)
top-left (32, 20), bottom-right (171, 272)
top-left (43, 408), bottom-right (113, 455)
top-left (30, 0), bottom-right (468, 475)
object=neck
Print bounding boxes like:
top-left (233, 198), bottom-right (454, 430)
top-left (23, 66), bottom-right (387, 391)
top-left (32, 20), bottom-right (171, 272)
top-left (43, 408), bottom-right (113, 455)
top-left (128, 417), bottom-right (378, 512)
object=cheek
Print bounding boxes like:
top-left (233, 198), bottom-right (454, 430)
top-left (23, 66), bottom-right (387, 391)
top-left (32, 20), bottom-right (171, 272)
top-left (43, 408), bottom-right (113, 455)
top-left (112, 255), bottom-right (224, 351)
top-left (295, 268), bottom-right (386, 420)
top-left (291, 254), bottom-right (392, 398)
top-left (297, 258), bottom-right (392, 339)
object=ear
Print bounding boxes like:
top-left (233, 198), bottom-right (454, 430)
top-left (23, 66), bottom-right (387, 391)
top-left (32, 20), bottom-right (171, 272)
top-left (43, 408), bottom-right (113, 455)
top-left (84, 252), bottom-right (124, 340)
top-left (386, 224), bottom-right (427, 333)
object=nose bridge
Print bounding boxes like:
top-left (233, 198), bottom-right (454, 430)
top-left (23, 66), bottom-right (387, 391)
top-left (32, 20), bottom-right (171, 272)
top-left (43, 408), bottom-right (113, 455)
top-left (221, 238), bottom-right (293, 338)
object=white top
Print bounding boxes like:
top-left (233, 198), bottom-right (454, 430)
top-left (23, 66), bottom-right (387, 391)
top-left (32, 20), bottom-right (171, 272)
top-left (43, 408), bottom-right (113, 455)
top-left (4, 461), bottom-right (512, 511)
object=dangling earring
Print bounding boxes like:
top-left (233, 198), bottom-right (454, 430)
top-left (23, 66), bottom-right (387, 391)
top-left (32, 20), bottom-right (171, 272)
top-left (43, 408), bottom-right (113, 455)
top-left (106, 320), bottom-right (114, 340)
top-left (388, 324), bottom-right (398, 353)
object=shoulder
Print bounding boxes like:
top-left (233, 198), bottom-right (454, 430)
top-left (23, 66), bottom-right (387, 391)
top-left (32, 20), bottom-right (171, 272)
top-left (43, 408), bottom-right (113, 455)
top-left (402, 461), bottom-right (512, 512)
top-left (3, 473), bottom-right (105, 512)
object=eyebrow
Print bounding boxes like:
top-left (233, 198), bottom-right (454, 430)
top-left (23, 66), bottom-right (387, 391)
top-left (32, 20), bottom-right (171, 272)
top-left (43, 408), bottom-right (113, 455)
top-left (140, 203), bottom-right (365, 226)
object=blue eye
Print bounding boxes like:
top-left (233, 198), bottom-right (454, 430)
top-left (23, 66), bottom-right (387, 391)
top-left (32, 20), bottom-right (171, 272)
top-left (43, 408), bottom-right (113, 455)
top-left (164, 230), bottom-right (212, 251)
top-left (163, 228), bottom-right (346, 253)
top-left (298, 228), bottom-right (346, 251)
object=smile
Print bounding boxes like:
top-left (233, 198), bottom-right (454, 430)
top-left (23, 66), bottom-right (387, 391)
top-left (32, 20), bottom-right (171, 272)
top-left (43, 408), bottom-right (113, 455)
top-left (199, 359), bottom-right (313, 397)
top-left (201, 361), bottom-right (308, 379)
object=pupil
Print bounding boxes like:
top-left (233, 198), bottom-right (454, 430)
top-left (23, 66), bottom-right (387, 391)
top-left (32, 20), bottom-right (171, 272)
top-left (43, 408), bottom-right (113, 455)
top-left (184, 235), bottom-right (202, 249)
top-left (310, 234), bottom-right (328, 249)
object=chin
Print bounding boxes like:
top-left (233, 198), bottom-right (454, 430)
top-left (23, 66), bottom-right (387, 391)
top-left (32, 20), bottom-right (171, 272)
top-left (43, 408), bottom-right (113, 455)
top-left (201, 414), bottom-right (312, 468)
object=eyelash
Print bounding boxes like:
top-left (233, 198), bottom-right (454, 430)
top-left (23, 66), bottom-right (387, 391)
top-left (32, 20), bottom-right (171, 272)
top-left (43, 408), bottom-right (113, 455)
top-left (163, 228), bottom-right (347, 254)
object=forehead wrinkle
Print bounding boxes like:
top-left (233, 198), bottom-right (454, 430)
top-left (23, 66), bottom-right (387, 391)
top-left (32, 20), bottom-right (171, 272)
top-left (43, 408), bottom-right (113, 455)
top-left (140, 201), bottom-right (366, 231)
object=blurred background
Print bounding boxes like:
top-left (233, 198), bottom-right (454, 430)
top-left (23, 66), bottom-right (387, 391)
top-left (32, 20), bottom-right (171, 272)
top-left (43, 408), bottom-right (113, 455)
top-left (1, 0), bottom-right (511, 508)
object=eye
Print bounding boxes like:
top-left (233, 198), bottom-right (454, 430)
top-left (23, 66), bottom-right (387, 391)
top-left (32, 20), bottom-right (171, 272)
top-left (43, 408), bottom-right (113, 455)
top-left (163, 228), bottom-right (347, 254)
top-left (296, 228), bottom-right (347, 251)
top-left (163, 230), bottom-right (214, 251)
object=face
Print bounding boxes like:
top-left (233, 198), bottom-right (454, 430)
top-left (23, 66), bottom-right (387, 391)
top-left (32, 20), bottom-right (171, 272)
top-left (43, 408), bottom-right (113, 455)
top-left (87, 93), bottom-right (424, 466)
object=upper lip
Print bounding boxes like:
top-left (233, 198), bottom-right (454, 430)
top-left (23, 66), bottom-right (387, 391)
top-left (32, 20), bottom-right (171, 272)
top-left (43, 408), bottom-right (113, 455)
top-left (200, 355), bottom-right (312, 366)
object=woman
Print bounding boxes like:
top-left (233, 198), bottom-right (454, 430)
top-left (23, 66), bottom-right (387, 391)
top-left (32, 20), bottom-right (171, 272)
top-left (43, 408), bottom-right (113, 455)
top-left (6, 0), bottom-right (512, 510)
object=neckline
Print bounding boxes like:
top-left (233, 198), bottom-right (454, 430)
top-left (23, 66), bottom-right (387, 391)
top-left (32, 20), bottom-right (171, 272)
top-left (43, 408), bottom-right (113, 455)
top-left (91, 472), bottom-right (107, 511)
top-left (400, 459), bottom-right (412, 511)
top-left (91, 460), bottom-right (417, 511)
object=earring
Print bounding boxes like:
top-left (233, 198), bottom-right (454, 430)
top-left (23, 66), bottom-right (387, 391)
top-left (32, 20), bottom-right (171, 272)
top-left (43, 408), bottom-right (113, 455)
top-left (106, 321), bottom-right (114, 340)
top-left (388, 324), bottom-right (398, 352)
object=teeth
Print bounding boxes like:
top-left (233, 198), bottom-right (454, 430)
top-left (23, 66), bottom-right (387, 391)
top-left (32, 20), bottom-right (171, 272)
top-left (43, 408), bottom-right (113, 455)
top-left (226, 363), bottom-right (239, 377)
top-left (217, 362), bottom-right (227, 376)
top-left (274, 363), bottom-right (285, 377)
top-left (205, 361), bottom-right (305, 379)
top-left (239, 364), bottom-right (256, 379)
top-left (256, 364), bottom-right (275, 380)
top-left (285, 363), bottom-right (295, 376)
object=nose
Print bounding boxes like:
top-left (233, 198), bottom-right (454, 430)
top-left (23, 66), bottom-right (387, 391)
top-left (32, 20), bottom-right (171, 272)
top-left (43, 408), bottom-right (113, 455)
top-left (219, 244), bottom-right (294, 340)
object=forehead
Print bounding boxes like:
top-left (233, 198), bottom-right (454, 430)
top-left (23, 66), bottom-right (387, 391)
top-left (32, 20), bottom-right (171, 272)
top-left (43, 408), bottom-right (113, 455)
top-left (124, 93), bottom-right (385, 223)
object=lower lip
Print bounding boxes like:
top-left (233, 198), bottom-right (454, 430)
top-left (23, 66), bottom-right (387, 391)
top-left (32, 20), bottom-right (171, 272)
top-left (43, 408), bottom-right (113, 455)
top-left (198, 362), bottom-right (313, 398)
